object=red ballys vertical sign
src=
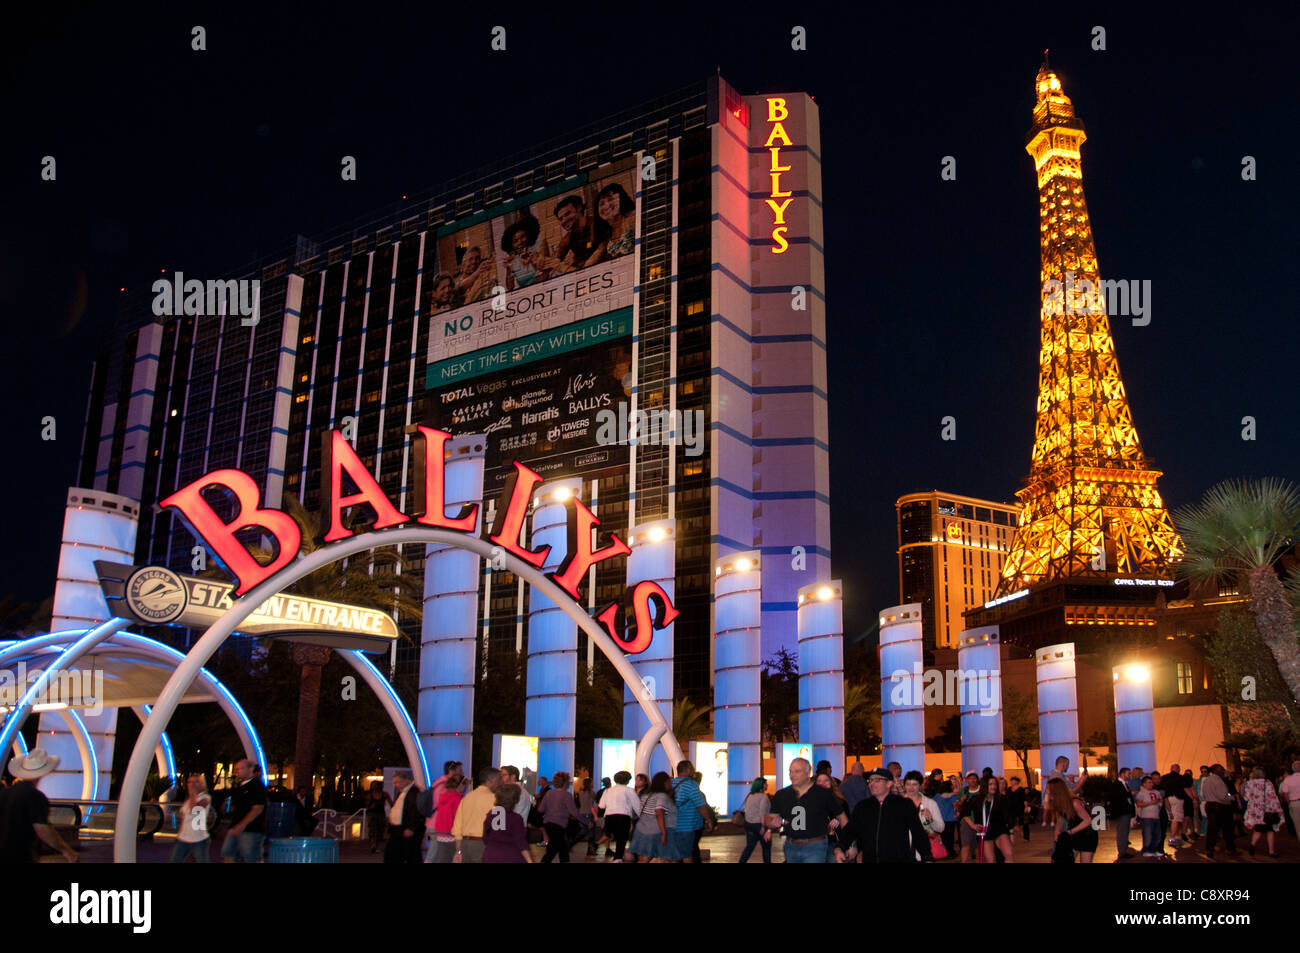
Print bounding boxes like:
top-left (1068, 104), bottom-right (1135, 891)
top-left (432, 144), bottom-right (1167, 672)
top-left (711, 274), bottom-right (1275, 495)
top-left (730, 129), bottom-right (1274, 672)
top-left (764, 97), bottom-right (794, 255)
top-left (158, 429), bottom-right (673, 654)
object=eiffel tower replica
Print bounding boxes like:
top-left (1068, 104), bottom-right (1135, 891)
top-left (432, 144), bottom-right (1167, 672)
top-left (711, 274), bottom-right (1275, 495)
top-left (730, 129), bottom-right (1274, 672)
top-left (966, 57), bottom-right (1183, 650)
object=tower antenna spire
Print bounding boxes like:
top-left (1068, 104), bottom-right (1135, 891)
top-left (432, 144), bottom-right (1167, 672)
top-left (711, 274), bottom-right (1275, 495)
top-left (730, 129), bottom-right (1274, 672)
top-left (1043, 48), bottom-right (1051, 69)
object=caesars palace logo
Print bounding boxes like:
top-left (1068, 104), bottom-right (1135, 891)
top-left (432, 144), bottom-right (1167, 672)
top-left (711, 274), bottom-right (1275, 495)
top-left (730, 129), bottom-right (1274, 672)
top-left (126, 566), bottom-right (189, 624)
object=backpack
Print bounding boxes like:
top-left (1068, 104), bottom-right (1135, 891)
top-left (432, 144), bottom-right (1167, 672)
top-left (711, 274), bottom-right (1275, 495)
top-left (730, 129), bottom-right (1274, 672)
top-left (417, 779), bottom-right (443, 819)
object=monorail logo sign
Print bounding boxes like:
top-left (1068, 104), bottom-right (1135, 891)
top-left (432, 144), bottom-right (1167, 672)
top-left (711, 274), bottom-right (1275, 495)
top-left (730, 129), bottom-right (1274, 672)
top-left (159, 427), bottom-right (676, 654)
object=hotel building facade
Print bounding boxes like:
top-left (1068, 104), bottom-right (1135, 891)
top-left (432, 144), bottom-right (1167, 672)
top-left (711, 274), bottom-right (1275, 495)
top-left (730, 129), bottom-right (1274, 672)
top-left (75, 77), bottom-right (831, 713)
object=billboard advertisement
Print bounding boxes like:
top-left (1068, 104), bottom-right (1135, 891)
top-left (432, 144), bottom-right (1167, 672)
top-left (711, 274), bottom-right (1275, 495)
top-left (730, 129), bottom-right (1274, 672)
top-left (493, 733), bottom-right (540, 792)
top-left (777, 742), bottom-right (812, 787)
top-left (690, 741), bottom-right (729, 812)
top-left (594, 738), bottom-right (636, 784)
top-left (427, 327), bottom-right (632, 489)
top-left (426, 164), bottom-right (638, 372)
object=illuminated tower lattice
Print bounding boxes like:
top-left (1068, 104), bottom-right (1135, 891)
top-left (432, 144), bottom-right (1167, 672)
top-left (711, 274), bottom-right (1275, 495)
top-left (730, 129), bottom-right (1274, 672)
top-left (995, 59), bottom-right (1181, 596)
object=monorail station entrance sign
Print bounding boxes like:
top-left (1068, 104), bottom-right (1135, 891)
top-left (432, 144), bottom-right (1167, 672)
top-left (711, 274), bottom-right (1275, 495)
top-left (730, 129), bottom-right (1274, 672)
top-left (157, 427), bottom-right (676, 653)
top-left (95, 561), bottom-right (400, 652)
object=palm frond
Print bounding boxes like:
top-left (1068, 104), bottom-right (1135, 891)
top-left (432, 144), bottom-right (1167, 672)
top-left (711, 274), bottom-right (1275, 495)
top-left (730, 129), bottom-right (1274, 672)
top-left (1173, 478), bottom-right (1300, 582)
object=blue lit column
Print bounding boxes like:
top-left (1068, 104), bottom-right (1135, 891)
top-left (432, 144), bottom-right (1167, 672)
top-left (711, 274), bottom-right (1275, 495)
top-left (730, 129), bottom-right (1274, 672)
top-left (1113, 662), bottom-right (1156, 775)
top-left (958, 626), bottom-right (1003, 778)
top-left (714, 551), bottom-right (761, 814)
top-left (526, 477), bottom-right (582, 779)
top-left (797, 581), bottom-right (844, 776)
top-left (419, 436), bottom-right (485, 778)
top-left (622, 519), bottom-right (675, 778)
top-left (1036, 643), bottom-right (1080, 785)
top-left (39, 489), bottom-right (139, 800)
top-left (879, 604), bottom-right (925, 776)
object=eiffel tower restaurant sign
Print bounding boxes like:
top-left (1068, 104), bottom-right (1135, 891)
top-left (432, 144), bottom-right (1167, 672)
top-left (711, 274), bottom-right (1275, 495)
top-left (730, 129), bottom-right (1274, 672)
top-left (157, 427), bottom-right (676, 654)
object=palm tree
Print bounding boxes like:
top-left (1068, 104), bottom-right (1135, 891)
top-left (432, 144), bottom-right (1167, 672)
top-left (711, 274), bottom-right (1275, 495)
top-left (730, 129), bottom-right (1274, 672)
top-left (1174, 479), bottom-right (1300, 707)
top-left (672, 696), bottom-right (712, 743)
top-left (253, 495), bottom-right (423, 790)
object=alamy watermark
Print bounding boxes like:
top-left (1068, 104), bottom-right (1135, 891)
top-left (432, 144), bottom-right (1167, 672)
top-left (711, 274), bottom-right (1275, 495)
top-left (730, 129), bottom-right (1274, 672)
top-left (595, 402), bottom-right (704, 457)
top-left (1043, 270), bottom-right (1151, 326)
top-left (0, 663), bottom-right (105, 717)
top-left (889, 664), bottom-right (1000, 714)
top-left (152, 272), bottom-right (260, 326)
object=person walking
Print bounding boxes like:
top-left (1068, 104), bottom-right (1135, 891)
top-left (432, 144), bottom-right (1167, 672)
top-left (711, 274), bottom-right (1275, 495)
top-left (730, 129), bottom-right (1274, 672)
top-left (426, 764), bottom-right (465, 863)
top-left (363, 779), bottom-right (390, 854)
top-left (1046, 776), bottom-right (1096, 863)
top-left (1200, 764), bottom-right (1238, 859)
top-left (596, 770), bottom-right (639, 862)
top-left (1108, 768), bottom-right (1136, 860)
top-left (738, 777), bottom-right (772, 863)
top-left (762, 757), bottom-right (850, 863)
top-left (0, 748), bottom-right (78, 864)
top-left (576, 776), bottom-right (600, 856)
top-left (483, 785), bottom-right (532, 863)
top-left (1279, 761), bottom-right (1300, 841)
top-left (671, 760), bottom-right (714, 863)
top-left (452, 766), bottom-right (502, 864)
top-left (383, 769), bottom-right (426, 864)
top-left (1134, 773), bottom-right (1166, 858)
top-left (839, 762), bottom-right (869, 813)
top-left (220, 758), bottom-right (267, 863)
top-left (537, 771), bottom-right (582, 863)
top-left (170, 774), bottom-right (213, 863)
top-left (839, 766), bottom-right (933, 863)
top-left (956, 772), bottom-right (982, 863)
top-left (1240, 767), bottom-right (1284, 858)
top-left (935, 776), bottom-right (960, 859)
top-left (903, 770), bottom-right (946, 861)
top-left (628, 771), bottom-right (680, 862)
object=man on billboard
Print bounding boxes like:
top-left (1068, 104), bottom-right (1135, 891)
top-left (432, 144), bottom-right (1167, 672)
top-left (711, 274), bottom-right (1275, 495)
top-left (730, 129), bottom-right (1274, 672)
top-left (453, 245), bottom-right (495, 304)
top-left (552, 195), bottom-right (598, 272)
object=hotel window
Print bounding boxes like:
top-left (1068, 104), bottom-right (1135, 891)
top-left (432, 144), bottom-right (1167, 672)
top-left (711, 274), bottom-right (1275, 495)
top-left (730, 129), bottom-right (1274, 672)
top-left (1176, 662), bottom-right (1193, 695)
top-left (685, 300), bottom-right (705, 316)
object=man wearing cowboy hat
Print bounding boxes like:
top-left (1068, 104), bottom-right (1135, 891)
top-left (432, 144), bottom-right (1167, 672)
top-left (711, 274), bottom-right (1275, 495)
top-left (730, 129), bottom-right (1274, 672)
top-left (1, 748), bottom-right (79, 863)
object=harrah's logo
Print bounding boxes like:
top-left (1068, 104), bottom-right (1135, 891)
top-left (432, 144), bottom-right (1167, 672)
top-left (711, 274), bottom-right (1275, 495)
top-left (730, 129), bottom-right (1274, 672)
top-left (764, 97), bottom-right (794, 255)
top-left (159, 428), bottom-right (676, 654)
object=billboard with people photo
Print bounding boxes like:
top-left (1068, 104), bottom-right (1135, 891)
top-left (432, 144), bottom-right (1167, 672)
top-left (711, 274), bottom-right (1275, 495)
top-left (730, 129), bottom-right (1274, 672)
top-left (426, 163), bottom-right (639, 372)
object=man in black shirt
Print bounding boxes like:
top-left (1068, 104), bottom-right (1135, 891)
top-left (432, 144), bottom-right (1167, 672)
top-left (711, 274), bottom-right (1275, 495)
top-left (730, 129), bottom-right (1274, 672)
top-left (221, 758), bottom-right (267, 863)
top-left (1159, 764), bottom-right (1191, 848)
top-left (842, 767), bottom-right (934, 863)
top-left (1, 749), bottom-right (78, 863)
top-left (1108, 768), bottom-right (1137, 859)
top-left (1006, 776), bottom-right (1030, 840)
top-left (552, 196), bottom-right (598, 271)
top-left (762, 757), bottom-right (849, 863)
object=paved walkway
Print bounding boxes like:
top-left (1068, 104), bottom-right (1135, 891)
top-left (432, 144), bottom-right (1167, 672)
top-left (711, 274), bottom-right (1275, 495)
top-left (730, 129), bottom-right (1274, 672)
top-left (73, 822), bottom-right (1300, 863)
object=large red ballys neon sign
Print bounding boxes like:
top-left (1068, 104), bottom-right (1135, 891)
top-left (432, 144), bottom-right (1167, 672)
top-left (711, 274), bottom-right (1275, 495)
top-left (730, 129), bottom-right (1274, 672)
top-left (158, 428), bottom-right (673, 654)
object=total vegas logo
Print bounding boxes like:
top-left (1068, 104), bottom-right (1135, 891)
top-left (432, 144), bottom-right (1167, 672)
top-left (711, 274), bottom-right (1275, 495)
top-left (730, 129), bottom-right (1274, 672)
top-left (125, 567), bottom-right (188, 624)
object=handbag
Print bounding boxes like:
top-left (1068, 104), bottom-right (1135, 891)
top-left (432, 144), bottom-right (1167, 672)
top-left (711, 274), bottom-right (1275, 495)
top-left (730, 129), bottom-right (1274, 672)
top-left (1262, 811), bottom-right (1281, 827)
top-left (928, 833), bottom-right (947, 860)
top-left (1051, 829), bottom-right (1075, 863)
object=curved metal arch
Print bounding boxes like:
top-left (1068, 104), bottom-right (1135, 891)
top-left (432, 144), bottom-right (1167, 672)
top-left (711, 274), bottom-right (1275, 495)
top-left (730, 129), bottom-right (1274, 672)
top-left (58, 707), bottom-right (100, 801)
top-left (115, 526), bottom-right (685, 862)
top-left (133, 706), bottom-right (177, 781)
top-left (0, 626), bottom-right (265, 782)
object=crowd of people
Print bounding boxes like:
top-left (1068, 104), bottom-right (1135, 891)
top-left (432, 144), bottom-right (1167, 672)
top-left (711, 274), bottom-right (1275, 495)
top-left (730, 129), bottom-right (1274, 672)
top-left (4, 743), bottom-right (1297, 864)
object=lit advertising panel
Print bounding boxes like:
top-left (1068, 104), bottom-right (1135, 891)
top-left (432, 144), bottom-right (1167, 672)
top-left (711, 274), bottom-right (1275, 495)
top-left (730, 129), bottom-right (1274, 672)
top-left (426, 164), bottom-right (638, 371)
top-left (777, 742), bottom-right (812, 787)
top-left (427, 327), bottom-right (632, 490)
top-left (594, 738), bottom-right (636, 784)
top-left (493, 733), bottom-right (539, 791)
top-left (691, 741), bottom-right (729, 812)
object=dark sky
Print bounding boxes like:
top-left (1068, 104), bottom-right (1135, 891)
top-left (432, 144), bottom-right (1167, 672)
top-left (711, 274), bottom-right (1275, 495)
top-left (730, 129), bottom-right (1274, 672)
top-left (3, 4), bottom-right (1297, 641)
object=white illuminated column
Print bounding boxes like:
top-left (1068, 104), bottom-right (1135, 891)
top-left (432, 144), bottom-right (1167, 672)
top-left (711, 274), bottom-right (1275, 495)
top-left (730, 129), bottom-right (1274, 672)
top-left (713, 551), bottom-right (761, 814)
top-left (526, 477), bottom-right (583, 778)
top-left (1113, 663), bottom-right (1156, 774)
top-left (957, 625), bottom-right (1003, 778)
top-left (623, 519), bottom-right (675, 777)
top-left (419, 435), bottom-right (485, 778)
top-left (41, 489), bottom-right (140, 799)
top-left (797, 581), bottom-right (844, 775)
top-left (879, 604), bottom-right (925, 776)
top-left (1036, 643), bottom-right (1080, 785)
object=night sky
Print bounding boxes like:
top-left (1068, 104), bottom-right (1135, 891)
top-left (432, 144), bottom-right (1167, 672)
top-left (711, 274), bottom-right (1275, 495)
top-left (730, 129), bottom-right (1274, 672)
top-left (3, 4), bottom-right (1297, 641)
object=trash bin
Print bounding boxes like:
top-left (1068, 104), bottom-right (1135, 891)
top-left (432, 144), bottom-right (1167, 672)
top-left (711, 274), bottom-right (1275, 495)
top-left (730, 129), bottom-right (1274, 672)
top-left (265, 801), bottom-right (297, 838)
top-left (268, 837), bottom-right (339, 863)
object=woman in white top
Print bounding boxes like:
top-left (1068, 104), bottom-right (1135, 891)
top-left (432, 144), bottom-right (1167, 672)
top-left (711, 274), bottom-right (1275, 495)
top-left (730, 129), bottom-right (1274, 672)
top-left (170, 774), bottom-right (212, 863)
top-left (738, 777), bottom-right (772, 863)
top-left (904, 771), bottom-right (945, 861)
